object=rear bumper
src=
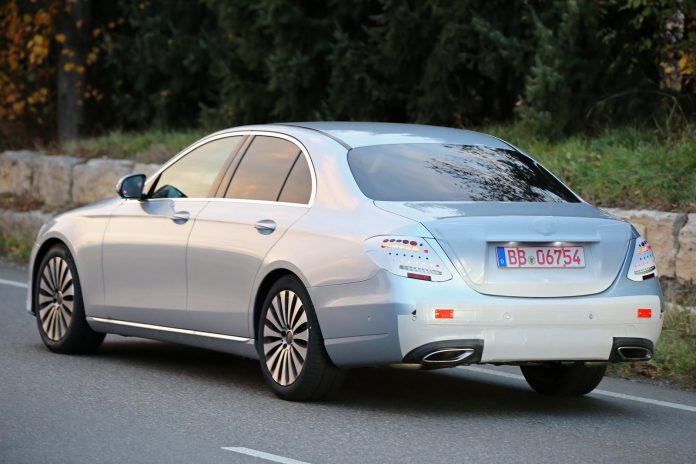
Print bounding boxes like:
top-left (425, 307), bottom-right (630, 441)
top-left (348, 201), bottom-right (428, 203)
top-left (309, 267), bottom-right (664, 368)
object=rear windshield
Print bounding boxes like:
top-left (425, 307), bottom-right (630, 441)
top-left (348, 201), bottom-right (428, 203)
top-left (347, 143), bottom-right (579, 202)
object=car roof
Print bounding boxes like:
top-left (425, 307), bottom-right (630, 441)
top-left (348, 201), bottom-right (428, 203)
top-left (234, 122), bottom-right (512, 150)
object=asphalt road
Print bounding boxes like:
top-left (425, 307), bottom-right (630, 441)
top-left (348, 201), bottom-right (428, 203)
top-left (1, 262), bottom-right (695, 464)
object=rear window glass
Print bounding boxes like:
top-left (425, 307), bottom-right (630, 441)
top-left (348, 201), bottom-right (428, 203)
top-left (347, 143), bottom-right (579, 202)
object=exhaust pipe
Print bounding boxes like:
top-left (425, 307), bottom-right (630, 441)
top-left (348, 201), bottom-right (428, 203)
top-left (610, 337), bottom-right (654, 363)
top-left (422, 348), bottom-right (474, 364)
top-left (403, 339), bottom-right (484, 367)
top-left (616, 346), bottom-right (652, 361)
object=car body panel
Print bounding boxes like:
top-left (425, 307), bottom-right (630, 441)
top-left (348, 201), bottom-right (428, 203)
top-left (186, 200), bottom-right (309, 336)
top-left (100, 198), bottom-right (208, 328)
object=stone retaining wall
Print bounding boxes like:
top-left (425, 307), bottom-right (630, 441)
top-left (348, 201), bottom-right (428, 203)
top-left (0, 150), bottom-right (694, 282)
top-left (0, 150), bottom-right (159, 209)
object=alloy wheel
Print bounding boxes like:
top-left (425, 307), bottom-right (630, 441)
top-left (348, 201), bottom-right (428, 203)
top-left (263, 290), bottom-right (309, 386)
top-left (37, 256), bottom-right (74, 341)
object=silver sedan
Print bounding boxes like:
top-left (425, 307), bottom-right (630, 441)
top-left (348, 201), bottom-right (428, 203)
top-left (27, 122), bottom-right (663, 400)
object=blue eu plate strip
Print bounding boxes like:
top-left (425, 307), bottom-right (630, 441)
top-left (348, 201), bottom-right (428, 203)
top-left (496, 247), bottom-right (507, 267)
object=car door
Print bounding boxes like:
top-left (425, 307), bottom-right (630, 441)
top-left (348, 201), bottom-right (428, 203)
top-left (100, 135), bottom-right (244, 328)
top-left (186, 133), bottom-right (314, 337)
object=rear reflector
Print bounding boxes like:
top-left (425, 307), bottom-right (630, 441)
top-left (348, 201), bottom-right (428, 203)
top-left (642, 273), bottom-right (655, 280)
top-left (434, 309), bottom-right (454, 319)
top-left (407, 272), bottom-right (432, 281)
top-left (637, 308), bottom-right (652, 318)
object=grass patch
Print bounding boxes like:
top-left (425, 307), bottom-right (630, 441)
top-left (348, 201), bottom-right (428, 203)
top-left (481, 124), bottom-right (696, 212)
top-left (0, 234), bottom-right (33, 264)
top-left (59, 129), bottom-right (207, 164)
top-left (608, 308), bottom-right (696, 389)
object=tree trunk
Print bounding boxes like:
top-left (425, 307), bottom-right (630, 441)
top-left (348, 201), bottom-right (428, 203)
top-left (57, 0), bottom-right (90, 144)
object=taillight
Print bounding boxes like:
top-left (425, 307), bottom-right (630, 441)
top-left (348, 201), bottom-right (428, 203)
top-left (363, 236), bottom-right (453, 282)
top-left (627, 236), bottom-right (657, 281)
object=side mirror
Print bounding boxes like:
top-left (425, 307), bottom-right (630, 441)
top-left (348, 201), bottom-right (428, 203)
top-left (116, 173), bottom-right (146, 200)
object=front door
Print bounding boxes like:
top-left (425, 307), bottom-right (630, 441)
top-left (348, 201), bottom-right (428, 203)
top-left (101, 134), bottom-right (244, 328)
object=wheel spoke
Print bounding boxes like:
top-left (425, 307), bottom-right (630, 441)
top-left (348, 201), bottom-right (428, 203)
top-left (291, 309), bottom-right (307, 334)
top-left (281, 291), bottom-right (291, 328)
top-left (50, 258), bottom-right (60, 292)
top-left (285, 349), bottom-right (296, 385)
top-left (264, 309), bottom-right (283, 335)
top-left (293, 323), bottom-right (309, 344)
top-left (62, 300), bottom-right (73, 314)
top-left (61, 277), bottom-right (73, 294)
top-left (38, 293), bottom-right (53, 307)
top-left (47, 307), bottom-right (58, 340)
top-left (58, 259), bottom-right (68, 290)
top-left (292, 343), bottom-right (307, 362)
top-left (38, 303), bottom-right (52, 321)
top-left (289, 346), bottom-right (303, 374)
top-left (43, 263), bottom-right (56, 293)
top-left (264, 339), bottom-right (283, 354)
top-left (288, 294), bottom-right (302, 330)
top-left (272, 296), bottom-right (284, 329)
top-left (271, 349), bottom-right (285, 383)
top-left (283, 349), bottom-right (292, 385)
top-left (61, 304), bottom-right (72, 324)
top-left (39, 276), bottom-right (52, 295)
top-left (56, 308), bottom-right (67, 338)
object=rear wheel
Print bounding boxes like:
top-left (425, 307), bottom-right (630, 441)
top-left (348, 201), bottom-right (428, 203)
top-left (34, 244), bottom-right (105, 353)
top-left (257, 275), bottom-right (342, 401)
top-left (520, 363), bottom-right (606, 397)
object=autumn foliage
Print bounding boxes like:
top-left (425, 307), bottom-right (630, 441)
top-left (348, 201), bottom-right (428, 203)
top-left (0, 0), bottom-right (57, 124)
top-left (0, 0), bottom-right (694, 146)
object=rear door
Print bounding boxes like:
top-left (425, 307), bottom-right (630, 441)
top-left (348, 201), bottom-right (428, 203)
top-left (186, 133), bottom-right (314, 337)
top-left (100, 135), bottom-right (244, 327)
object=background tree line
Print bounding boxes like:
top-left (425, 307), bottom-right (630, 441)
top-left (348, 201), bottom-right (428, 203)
top-left (1, 0), bottom-right (694, 147)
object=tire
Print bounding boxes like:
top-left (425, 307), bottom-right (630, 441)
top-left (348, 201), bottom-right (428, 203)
top-left (521, 363), bottom-right (607, 397)
top-left (257, 275), bottom-right (343, 401)
top-left (34, 244), bottom-right (105, 354)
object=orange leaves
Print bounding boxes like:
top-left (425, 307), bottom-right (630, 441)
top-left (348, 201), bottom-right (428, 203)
top-left (0, 0), bottom-right (58, 123)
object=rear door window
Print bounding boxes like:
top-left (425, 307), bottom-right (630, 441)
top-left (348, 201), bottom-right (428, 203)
top-left (225, 136), bottom-right (307, 202)
top-left (347, 143), bottom-right (579, 202)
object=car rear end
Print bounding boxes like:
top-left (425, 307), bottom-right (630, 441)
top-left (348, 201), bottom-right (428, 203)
top-left (347, 141), bottom-right (663, 370)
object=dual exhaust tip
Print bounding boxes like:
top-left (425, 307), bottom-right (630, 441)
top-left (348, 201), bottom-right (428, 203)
top-left (421, 345), bottom-right (654, 364)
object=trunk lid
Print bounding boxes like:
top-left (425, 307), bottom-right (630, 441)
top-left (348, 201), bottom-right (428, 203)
top-left (376, 201), bottom-right (631, 297)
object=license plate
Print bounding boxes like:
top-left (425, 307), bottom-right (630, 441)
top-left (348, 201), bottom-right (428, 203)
top-left (496, 246), bottom-right (585, 268)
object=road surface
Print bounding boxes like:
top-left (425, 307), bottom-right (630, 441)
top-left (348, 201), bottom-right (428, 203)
top-left (1, 262), bottom-right (694, 464)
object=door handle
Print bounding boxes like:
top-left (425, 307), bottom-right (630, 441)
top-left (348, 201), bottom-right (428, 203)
top-left (170, 211), bottom-right (190, 224)
top-left (254, 219), bottom-right (277, 235)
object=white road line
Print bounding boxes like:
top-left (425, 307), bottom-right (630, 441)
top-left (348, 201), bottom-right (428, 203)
top-left (222, 447), bottom-right (310, 464)
top-left (462, 366), bottom-right (696, 413)
top-left (0, 278), bottom-right (28, 289)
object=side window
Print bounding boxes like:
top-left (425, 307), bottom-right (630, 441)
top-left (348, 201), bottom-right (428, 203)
top-left (151, 136), bottom-right (242, 199)
top-left (225, 136), bottom-right (302, 202)
top-left (278, 153), bottom-right (312, 204)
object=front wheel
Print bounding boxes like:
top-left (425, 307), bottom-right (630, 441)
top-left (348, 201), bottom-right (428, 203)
top-left (521, 363), bottom-right (606, 397)
top-left (34, 244), bottom-right (105, 353)
top-left (257, 275), bottom-right (342, 401)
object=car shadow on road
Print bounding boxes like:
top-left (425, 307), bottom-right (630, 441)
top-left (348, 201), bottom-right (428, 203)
top-left (87, 337), bottom-right (633, 418)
